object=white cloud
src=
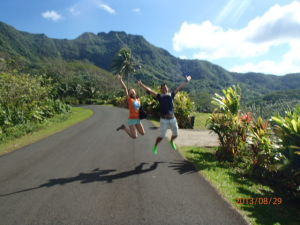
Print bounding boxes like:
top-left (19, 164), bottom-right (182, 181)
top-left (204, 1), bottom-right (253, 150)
top-left (132, 8), bottom-right (141, 13)
top-left (173, 20), bottom-right (272, 59)
top-left (231, 41), bottom-right (300, 75)
top-left (98, 3), bottom-right (116, 14)
top-left (69, 7), bottom-right (81, 16)
top-left (173, 1), bottom-right (300, 74)
top-left (42, 10), bottom-right (62, 22)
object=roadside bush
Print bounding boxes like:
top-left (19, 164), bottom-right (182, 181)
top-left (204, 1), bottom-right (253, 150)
top-left (174, 91), bottom-right (195, 128)
top-left (140, 94), bottom-right (160, 118)
top-left (141, 91), bottom-right (195, 128)
top-left (0, 72), bottom-right (70, 141)
top-left (207, 85), bottom-right (249, 160)
top-left (246, 116), bottom-right (284, 176)
top-left (207, 85), bottom-right (300, 199)
top-left (272, 106), bottom-right (300, 197)
top-left (111, 96), bottom-right (127, 108)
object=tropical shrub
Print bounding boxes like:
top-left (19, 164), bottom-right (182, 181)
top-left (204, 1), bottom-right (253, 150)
top-left (111, 96), bottom-right (128, 108)
top-left (207, 85), bottom-right (300, 198)
top-left (140, 94), bottom-right (160, 118)
top-left (174, 91), bottom-right (195, 128)
top-left (207, 85), bottom-right (249, 160)
top-left (246, 116), bottom-right (284, 175)
top-left (212, 85), bottom-right (241, 115)
top-left (272, 106), bottom-right (300, 196)
top-left (272, 106), bottom-right (300, 159)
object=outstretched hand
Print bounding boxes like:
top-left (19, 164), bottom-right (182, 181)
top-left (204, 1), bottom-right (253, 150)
top-left (117, 74), bottom-right (122, 80)
top-left (174, 75), bottom-right (192, 94)
top-left (137, 80), bottom-right (142, 85)
top-left (185, 75), bottom-right (192, 83)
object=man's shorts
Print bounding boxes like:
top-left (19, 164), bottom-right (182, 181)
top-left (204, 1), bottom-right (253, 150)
top-left (159, 117), bottom-right (179, 138)
top-left (128, 119), bottom-right (141, 126)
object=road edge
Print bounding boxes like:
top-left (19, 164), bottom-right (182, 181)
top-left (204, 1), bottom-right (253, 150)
top-left (0, 106), bottom-right (94, 156)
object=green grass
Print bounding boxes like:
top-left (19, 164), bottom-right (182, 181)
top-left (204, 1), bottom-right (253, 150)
top-left (179, 146), bottom-right (300, 225)
top-left (0, 107), bottom-right (93, 156)
top-left (192, 112), bottom-right (211, 130)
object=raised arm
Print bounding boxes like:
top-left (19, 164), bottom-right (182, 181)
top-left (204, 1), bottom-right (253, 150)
top-left (174, 75), bottom-right (192, 94)
top-left (137, 80), bottom-right (158, 97)
top-left (117, 75), bottom-right (129, 97)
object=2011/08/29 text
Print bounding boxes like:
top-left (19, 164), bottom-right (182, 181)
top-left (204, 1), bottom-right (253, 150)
top-left (235, 197), bottom-right (282, 205)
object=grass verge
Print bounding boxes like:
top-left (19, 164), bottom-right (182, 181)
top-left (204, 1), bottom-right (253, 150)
top-left (0, 107), bottom-right (93, 156)
top-left (192, 112), bottom-right (211, 129)
top-left (179, 146), bottom-right (300, 225)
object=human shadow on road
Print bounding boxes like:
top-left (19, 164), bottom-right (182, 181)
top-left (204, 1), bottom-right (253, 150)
top-left (148, 126), bottom-right (159, 130)
top-left (0, 162), bottom-right (163, 197)
top-left (168, 160), bottom-right (198, 175)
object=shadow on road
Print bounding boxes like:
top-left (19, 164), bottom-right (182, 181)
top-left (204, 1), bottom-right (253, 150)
top-left (148, 126), bottom-right (159, 130)
top-left (168, 160), bottom-right (198, 175)
top-left (0, 162), bottom-right (164, 197)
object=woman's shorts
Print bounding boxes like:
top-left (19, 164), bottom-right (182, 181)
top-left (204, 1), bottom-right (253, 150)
top-left (159, 117), bottom-right (179, 138)
top-left (128, 119), bottom-right (141, 126)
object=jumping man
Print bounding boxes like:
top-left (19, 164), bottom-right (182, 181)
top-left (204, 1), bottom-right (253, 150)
top-left (138, 75), bottom-right (192, 154)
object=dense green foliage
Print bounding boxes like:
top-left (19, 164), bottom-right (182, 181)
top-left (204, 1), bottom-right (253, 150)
top-left (208, 85), bottom-right (247, 160)
top-left (207, 86), bottom-right (300, 198)
top-left (174, 92), bottom-right (196, 128)
top-left (272, 107), bottom-right (300, 195)
top-left (243, 89), bottom-right (300, 118)
top-left (0, 54), bottom-right (121, 105)
top-left (246, 116), bottom-right (283, 174)
top-left (0, 72), bottom-right (70, 142)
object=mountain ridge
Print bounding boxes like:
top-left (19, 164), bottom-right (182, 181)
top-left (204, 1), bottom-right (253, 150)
top-left (1, 20), bottom-right (300, 102)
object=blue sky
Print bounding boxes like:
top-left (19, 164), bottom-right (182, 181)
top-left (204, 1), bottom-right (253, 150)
top-left (1, 0), bottom-right (300, 75)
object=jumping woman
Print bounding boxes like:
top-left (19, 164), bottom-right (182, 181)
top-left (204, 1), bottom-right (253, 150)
top-left (116, 75), bottom-right (145, 139)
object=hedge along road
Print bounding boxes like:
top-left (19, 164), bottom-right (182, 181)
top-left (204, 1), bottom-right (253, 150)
top-left (0, 105), bottom-right (248, 225)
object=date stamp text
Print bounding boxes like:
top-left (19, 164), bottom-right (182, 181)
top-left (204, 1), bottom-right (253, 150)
top-left (235, 197), bottom-right (282, 205)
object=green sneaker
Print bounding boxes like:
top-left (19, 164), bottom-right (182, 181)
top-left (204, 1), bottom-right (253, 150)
top-left (152, 145), bottom-right (158, 155)
top-left (170, 141), bottom-right (177, 150)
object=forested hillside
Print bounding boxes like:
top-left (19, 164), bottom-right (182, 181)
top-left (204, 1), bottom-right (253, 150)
top-left (1, 21), bottom-right (300, 112)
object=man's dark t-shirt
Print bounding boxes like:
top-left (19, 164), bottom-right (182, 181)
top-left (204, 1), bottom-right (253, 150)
top-left (156, 92), bottom-right (176, 116)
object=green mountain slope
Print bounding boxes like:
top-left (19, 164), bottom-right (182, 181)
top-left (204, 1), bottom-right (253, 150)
top-left (1, 21), bottom-right (300, 110)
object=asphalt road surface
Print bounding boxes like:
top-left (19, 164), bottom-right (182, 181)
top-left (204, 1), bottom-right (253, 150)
top-left (0, 106), bottom-right (248, 225)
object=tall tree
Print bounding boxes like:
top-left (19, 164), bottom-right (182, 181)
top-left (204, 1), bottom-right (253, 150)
top-left (112, 47), bottom-right (139, 86)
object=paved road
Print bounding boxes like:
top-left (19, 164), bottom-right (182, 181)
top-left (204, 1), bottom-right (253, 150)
top-left (0, 106), bottom-right (248, 225)
top-left (170, 129), bottom-right (219, 147)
